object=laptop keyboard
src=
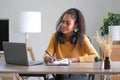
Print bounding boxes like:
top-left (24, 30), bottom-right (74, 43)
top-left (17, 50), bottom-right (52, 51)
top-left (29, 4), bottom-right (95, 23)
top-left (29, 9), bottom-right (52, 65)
top-left (28, 61), bottom-right (43, 65)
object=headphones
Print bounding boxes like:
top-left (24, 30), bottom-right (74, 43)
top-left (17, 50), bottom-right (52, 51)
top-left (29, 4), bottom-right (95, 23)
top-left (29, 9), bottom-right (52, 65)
top-left (58, 32), bottom-right (78, 44)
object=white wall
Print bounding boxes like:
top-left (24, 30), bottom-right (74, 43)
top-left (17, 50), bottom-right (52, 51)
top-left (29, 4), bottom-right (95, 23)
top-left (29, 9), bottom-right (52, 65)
top-left (0, 0), bottom-right (120, 61)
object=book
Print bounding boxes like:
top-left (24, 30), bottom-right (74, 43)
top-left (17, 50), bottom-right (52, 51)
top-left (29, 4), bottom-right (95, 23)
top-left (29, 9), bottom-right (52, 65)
top-left (46, 58), bottom-right (70, 66)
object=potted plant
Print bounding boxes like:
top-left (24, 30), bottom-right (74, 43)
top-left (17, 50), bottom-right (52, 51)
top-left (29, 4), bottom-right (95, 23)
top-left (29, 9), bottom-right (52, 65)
top-left (94, 56), bottom-right (104, 69)
top-left (100, 13), bottom-right (120, 36)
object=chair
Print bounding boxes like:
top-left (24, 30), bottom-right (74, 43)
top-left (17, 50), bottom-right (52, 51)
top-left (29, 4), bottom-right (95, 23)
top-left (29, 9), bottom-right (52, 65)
top-left (87, 36), bottom-right (95, 80)
top-left (51, 74), bottom-right (94, 80)
top-left (88, 74), bottom-right (95, 80)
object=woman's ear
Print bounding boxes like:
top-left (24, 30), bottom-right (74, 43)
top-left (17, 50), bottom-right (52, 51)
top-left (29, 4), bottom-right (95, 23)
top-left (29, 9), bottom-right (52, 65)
top-left (74, 23), bottom-right (78, 29)
top-left (74, 23), bottom-right (78, 33)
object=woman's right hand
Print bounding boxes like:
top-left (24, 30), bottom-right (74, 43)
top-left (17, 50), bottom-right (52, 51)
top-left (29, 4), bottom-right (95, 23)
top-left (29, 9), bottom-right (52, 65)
top-left (44, 54), bottom-right (56, 63)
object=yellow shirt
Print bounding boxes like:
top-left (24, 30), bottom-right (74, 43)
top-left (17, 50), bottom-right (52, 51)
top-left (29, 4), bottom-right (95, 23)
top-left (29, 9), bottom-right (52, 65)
top-left (46, 32), bottom-right (99, 63)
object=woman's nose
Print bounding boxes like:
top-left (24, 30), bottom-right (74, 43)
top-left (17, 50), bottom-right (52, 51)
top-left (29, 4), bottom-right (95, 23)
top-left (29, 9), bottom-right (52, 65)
top-left (61, 23), bottom-right (66, 27)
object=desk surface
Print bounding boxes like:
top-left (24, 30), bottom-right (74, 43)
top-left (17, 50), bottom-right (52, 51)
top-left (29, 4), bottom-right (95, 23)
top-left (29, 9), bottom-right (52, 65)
top-left (0, 61), bottom-right (120, 75)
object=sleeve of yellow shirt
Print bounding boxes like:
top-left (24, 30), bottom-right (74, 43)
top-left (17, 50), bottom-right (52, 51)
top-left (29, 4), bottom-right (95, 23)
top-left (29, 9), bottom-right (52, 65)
top-left (79, 36), bottom-right (99, 63)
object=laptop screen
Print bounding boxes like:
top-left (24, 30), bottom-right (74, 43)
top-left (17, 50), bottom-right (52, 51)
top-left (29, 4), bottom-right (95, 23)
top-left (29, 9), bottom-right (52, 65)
top-left (2, 42), bottom-right (29, 66)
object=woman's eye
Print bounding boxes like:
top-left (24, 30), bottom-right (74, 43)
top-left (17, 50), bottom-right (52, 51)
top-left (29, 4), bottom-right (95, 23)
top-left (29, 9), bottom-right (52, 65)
top-left (66, 22), bottom-right (70, 25)
top-left (61, 20), bottom-right (71, 26)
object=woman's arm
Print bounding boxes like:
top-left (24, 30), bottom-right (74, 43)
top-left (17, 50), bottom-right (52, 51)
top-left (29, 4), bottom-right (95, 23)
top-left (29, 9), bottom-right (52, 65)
top-left (43, 33), bottom-right (56, 62)
top-left (68, 57), bottom-right (79, 63)
top-left (78, 36), bottom-right (99, 63)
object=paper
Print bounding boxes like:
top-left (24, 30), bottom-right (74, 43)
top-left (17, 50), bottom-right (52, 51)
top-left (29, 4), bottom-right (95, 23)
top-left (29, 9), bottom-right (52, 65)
top-left (46, 58), bottom-right (69, 66)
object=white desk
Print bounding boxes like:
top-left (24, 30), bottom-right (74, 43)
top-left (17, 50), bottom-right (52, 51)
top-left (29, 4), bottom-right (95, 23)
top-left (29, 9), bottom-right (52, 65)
top-left (0, 61), bottom-right (120, 80)
top-left (0, 61), bottom-right (120, 75)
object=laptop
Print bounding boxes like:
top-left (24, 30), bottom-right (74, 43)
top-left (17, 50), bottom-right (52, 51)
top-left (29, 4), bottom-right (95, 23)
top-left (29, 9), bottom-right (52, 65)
top-left (2, 42), bottom-right (43, 66)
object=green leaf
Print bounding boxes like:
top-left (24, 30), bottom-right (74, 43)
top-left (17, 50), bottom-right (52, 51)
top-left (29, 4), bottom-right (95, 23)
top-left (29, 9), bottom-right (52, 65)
top-left (95, 56), bottom-right (99, 62)
top-left (99, 57), bottom-right (104, 61)
top-left (94, 56), bottom-right (104, 62)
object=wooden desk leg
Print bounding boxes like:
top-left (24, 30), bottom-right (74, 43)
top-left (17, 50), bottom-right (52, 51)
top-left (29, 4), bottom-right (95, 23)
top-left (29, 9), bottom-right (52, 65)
top-left (100, 74), bottom-right (111, 80)
top-left (100, 74), bottom-right (105, 80)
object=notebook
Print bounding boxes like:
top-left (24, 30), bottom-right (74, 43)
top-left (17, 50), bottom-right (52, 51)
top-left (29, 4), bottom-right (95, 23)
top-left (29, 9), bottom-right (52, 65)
top-left (46, 58), bottom-right (70, 66)
top-left (2, 42), bottom-right (43, 66)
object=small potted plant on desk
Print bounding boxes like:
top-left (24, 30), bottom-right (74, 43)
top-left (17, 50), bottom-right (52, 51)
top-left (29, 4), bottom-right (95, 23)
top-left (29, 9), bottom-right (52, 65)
top-left (94, 56), bottom-right (104, 69)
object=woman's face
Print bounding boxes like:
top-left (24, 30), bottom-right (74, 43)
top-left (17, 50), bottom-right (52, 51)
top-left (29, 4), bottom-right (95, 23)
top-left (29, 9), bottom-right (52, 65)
top-left (61, 14), bottom-right (76, 35)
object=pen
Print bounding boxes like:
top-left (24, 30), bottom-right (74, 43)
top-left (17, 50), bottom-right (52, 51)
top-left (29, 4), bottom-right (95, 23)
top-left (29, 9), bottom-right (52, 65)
top-left (45, 50), bottom-right (52, 57)
top-left (45, 50), bottom-right (56, 61)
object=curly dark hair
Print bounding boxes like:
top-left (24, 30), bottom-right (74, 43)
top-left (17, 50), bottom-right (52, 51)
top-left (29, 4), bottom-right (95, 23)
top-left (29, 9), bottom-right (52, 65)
top-left (55, 8), bottom-right (86, 49)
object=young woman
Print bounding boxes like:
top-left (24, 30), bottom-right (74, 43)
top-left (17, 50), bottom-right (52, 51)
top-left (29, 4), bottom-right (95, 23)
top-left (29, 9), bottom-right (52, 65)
top-left (44, 8), bottom-right (99, 80)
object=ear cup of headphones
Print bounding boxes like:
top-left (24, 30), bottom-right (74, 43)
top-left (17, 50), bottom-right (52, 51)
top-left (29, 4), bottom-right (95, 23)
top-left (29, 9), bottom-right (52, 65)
top-left (58, 35), bottom-right (65, 44)
top-left (70, 34), bottom-right (77, 44)
top-left (58, 32), bottom-right (65, 44)
top-left (58, 32), bottom-right (77, 44)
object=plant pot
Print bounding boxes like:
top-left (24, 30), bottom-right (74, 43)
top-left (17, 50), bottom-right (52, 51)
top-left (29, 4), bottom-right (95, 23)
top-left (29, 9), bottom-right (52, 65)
top-left (109, 26), bottom-right (120, 44)
top-left (93, 61), bottom-right (104, 69)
